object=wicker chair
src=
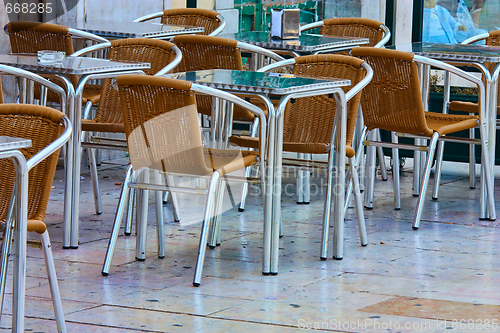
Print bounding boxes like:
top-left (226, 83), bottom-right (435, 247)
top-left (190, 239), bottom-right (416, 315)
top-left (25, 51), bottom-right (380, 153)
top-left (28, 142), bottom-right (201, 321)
top-left (351, 47), bottom-right (496, 229)
top-left (430, 30), bottom-right (500, 200)
top-left (79, 38), bottom-right (181, 216)
top-left (300, 17), bottom-right (391, 48)
top-left (6, 21), bottom-right (110, 105)
top-left (229, 54), bottom-right (372, 259)
top-left (134, 8), bottom-right (226, 36)
top-left (301, 18), bottom-right (391, 207)
top-left (0, 104), bottom-right (71, 332)
top-left (171, 35), bottom-right (283, 215)
top-left (100, 75), bottom-right (266, 287)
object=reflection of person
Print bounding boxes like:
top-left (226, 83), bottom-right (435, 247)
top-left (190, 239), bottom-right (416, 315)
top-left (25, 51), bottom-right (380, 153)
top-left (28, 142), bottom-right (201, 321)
top-left (423, 0), bottom-right (466, 43)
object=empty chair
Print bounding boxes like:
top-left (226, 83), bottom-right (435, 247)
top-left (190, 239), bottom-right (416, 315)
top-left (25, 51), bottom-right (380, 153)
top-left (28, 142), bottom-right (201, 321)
top-left (230, 54), bottom-right (373, 259)
top-left (300, 17), bottom-right (391, 48)
top-left (101, 75), bottom-right (266, 287)
top-left (6, 21), bottom-right (110, 105)
top-left (351, 47), bottom-right (496, 229)
top-left (171, 34), bottom-right (283, 213)
top-left (134, 8), bottom-right (226, 36)
top-left (0, 65), bottom-right (71, 333)
top-left (301, 18), bottom-right (391, 207)
top-left (432, 30), bottom-right (500, 200)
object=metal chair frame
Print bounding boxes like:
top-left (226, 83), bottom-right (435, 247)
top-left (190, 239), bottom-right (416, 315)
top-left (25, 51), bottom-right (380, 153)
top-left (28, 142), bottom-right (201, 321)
top-left (0, 65), bottom-right (72, 333)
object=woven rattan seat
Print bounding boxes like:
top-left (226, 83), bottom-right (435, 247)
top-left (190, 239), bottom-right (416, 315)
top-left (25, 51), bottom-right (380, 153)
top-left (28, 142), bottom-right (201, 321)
top-left (0, 103), bottom-right (70, 332)
top-left (172, 34), bottom-right (265, 121)
top-left (100, 74), bottom-right (265, 287)
top-left (134, 8), bottom-right (225, 36)
top-left (351, 47), bottom-right (496, 229)
top-left (6, 21), bottom-right (106, 104)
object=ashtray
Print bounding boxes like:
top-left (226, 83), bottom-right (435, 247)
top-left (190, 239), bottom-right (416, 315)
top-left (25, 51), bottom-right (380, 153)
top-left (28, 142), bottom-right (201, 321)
top-left (37, 50), bottom-right (65, 64)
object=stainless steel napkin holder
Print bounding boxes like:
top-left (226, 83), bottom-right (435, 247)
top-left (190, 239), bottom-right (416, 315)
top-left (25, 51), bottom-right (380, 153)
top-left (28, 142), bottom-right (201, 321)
top-left (270, 8), bottom-right (300, 39)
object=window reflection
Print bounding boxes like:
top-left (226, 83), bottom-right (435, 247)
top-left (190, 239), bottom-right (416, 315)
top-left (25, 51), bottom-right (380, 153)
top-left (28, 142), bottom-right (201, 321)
top-left (422, 0), bottom-right (488, 44)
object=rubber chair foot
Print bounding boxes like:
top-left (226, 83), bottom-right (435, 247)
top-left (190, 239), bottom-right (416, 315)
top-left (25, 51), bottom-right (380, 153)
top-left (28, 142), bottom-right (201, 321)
top-left (394, 208), bottom-right (401, 211)
top-left (361, 243), bottom-right (368, 247)
top-left (208, 245), bottom-right (216, 249)
top-left (192, 282), bottom-right (200, 287)
top-left (262, 272), bottom-right (271, 276)
top-left (412, 226), bottom-right (419, 230)
top-left (124, 232), bottom-right (131, 236)
top-left (334, 256), bottom-right (343, 261)
top-left (135, 257), bottom-right (146, 261)
top-left (364, 206), bottom-right (374, 210)
top-left (270, 272), bottom-right (278, 276)
top-left (158, 255), bottom-right (165, 259)
top-left (96, 212), bottom-right (102, 215)
top-left (412, 194), bottom-right (419, 197)
top-left (101, 272), bottom-right (109, 276)
top-left (238, 208), bottom-right (245, 212)
top-left (320, 257), bottom-right (327, 261)
top-left (432, 197), bottom-right (438, 201)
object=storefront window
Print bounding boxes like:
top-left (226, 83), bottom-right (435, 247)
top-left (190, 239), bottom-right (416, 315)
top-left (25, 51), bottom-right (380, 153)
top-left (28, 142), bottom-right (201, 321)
top-left (422, 0), bottom-right (495, 44)
top-left (235, 0), bottom-right (383, 32)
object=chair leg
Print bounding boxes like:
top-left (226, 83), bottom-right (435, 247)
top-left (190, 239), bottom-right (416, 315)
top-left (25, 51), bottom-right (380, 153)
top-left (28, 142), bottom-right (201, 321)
top-left (391, 132), bottom-right (401, 210)
top-left (124, 171), bottom-right (136, 236)
top-left (469, 121), bottom-right (476, 189)
top-left (135, 169), bottom-right (150, 261)
top-left (166, 175), bottom-right (180, 222)
top-left (376, 129), bottom-right (388, 181)
top-left (154, 171), bottom-right (165, 259)
top-left (349, 157), bottom-right (367, 246)
top-left (303, 154), bottom-right (311, 204)
top-left (364, 130), bottom-right (377, 209)
top-left (238, 166), bottom-right (252, 212)
top-left (344, 127), bottom-right (367, 216)
top-left (88, 147), bottom-right (102, 215)
top-left (297, 153), bottom-right (305, 203)
top-left (102, 165), bottom-right (133, 276)
top-left (479, 122), bottom-right (496, 220)
top-left (320, 149), bottom-right (335, 260)
top-left (40, 231), bottom-right (67, 333)
top-left (413, 133), bottom-right (439, 230)
top-left (0, 213), bottom-right (15, 320)
top-left (208, 181), bottom-right (225, 249)
top-left (193, 172), bottom-right (220, 287)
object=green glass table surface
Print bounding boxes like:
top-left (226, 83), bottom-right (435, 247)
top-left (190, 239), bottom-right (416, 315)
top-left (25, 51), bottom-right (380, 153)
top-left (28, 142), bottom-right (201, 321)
top-left (387, 42), bottom-right (500, 62)
top-left (165, 69), bottom-right (350, 95)
top-left (219, 31), bottom-right (369, 52)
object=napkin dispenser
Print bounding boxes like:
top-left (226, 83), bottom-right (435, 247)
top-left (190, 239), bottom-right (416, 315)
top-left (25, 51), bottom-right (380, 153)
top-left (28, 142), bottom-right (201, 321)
top-left (270, 8), bottom-right (300, 39)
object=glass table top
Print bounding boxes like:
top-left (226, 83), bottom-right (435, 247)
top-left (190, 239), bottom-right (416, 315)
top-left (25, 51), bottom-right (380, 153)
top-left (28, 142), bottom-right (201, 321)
top-left (74, 20), bottom-right (204, 38)
top-left (165, 69), bottom-right (350, 95)
top-left (387, 42), bottom-right (500, 62)
top-left (0, 136), bottom-right (31, 152)
top-left (219, 31), bottom-right (369, 52)
top-left (0, 53), bottom-right (151, 75)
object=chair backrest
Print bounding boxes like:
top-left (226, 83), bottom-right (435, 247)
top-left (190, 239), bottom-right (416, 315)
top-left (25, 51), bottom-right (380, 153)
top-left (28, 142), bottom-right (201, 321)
top-left (89, 38), bottom-right (179, 131)
top-left (172, 34), bottom-right (244, 117)
top-left (0, 104), bottom-right (66, 222)
top-left (313, 18), bottom-right (387, 47)
top-left (152, 8), bottom-right (223, 36)
top-left (350, 47), bottom-right (433, 137)
top-left (117, 75), bottom-right (213, 176)
top-left (282, 54), bottom-right (367, 149)
top-left (6, 21), bottom-right (78, 101)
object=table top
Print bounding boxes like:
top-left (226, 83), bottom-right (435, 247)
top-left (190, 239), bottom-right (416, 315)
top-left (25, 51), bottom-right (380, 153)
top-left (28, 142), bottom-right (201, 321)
top-left (219, 31), bottom-right (369, 52)
top-left (74, 19), bottom-right (204, 39)
top-left (387, 42), bottom-right (500, 63)
top-left (165, 69), bottom-right (350, 95)
top-left (0, 53), bottom-right (151, 75)
top-left (0, 136), bottom-right (31, 152)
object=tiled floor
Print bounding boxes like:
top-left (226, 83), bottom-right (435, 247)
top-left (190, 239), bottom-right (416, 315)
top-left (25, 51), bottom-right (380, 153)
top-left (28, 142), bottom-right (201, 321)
top-left (1, 158), bottom-right (500, 332)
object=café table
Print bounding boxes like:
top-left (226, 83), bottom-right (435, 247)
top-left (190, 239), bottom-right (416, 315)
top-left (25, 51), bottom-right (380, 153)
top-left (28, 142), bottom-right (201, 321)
top-left (166, 69), bottom-right (351, 274)
top-left (219, 31), bottom-right (369, 58)
top-left (74, 19), bottom-right (204, 40)
top-left (0, 53), bottom-right (151, 248)
top-left (0, 136), bottom-right (31, 332)
top-left (387, 42), bottom-right (498, 221)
